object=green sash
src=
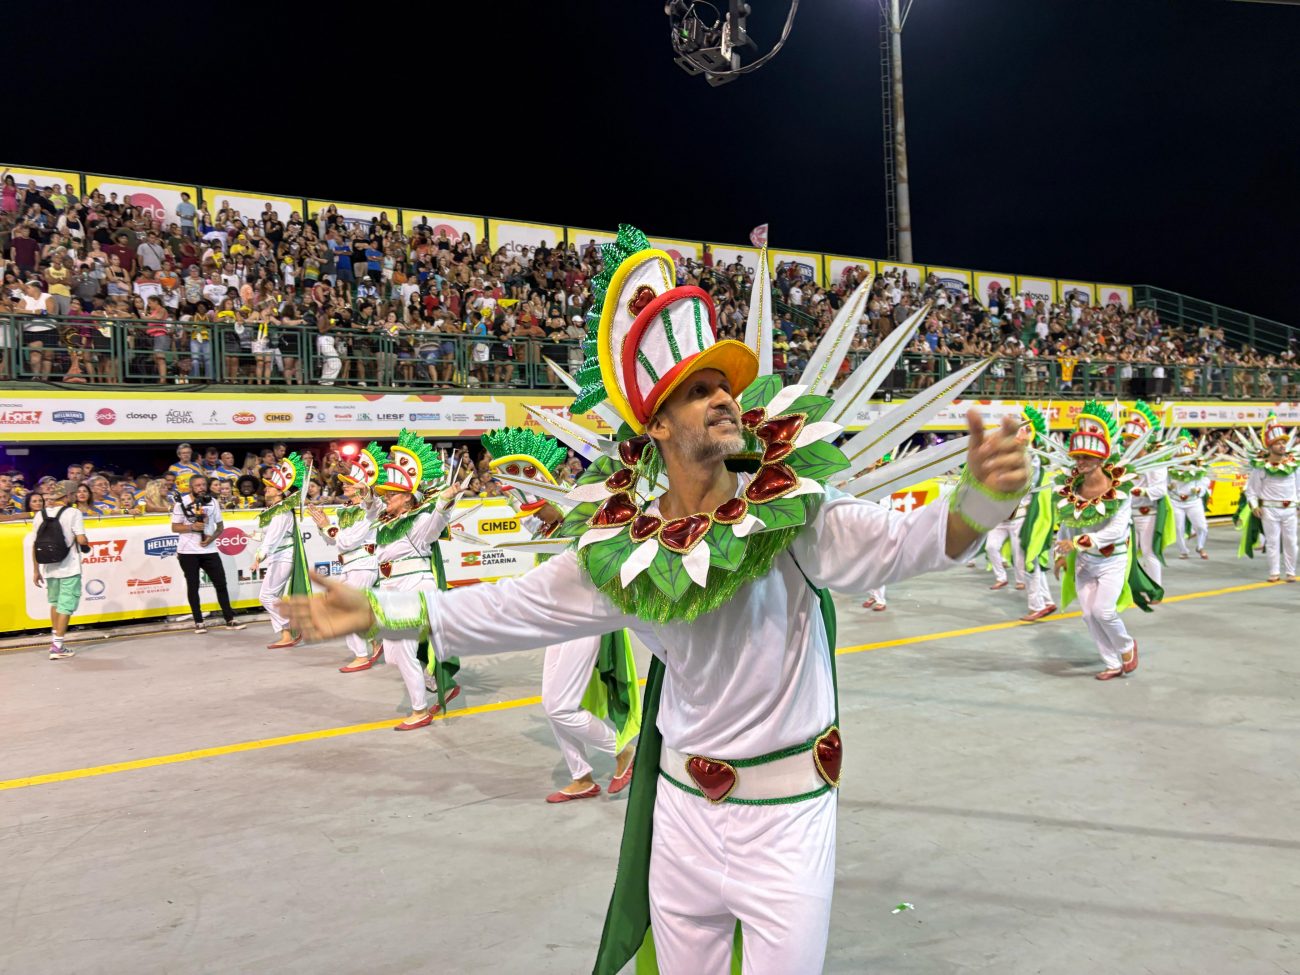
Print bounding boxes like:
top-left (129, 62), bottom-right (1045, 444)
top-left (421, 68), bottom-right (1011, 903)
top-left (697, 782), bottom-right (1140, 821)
top-left (288, 511), bottom-right (313, 600)
top-left (579, 630), bottom-right (644, 754)
top-left (419, 537), bottom-right (461, 711)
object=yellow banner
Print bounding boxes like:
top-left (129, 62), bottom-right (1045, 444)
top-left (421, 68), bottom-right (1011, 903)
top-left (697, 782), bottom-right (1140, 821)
top-left (768, 249), bottom-right (824, 287)
top-left (307, 199), bottom-right (399, 229)
top-left (403, 210), bottom-right (485, 242)
top-left (824, 255), bottom-right (876, 289)
top-left (1, 164), bottom-right (80, 194)
top-left (488, 219), bottom-right (565, 256)
top-left (926, 265), bottom-right (973, 295)
top-left (1058, 280), bottom-right (1097, 306)
top-left (84, 175), bottom-right (199, 230)
top-left (200, 188), bottom-right (303, 222)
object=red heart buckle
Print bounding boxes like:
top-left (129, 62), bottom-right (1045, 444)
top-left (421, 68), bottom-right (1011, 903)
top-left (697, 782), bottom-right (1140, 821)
top-left (813, 726), bottom-right (842, 787)
top-left (685, 755), bottom-right (738, 804)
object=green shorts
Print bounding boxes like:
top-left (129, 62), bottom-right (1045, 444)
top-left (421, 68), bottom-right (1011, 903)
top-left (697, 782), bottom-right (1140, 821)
top-left (46, 575), bottom-right (82, 615)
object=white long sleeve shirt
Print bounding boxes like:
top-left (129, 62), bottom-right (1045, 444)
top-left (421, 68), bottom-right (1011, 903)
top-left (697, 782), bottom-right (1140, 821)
top-left (255, 508), bottom-right (298, 564)
top-left (1245, 465), bottom-right (1300, 507)
top-left (1057, 497), bottom-right (1133, 557)
top-left (1130, 468), bottom-right (1167, 516)
top-left (325, 499), bottom-right (382, 571)
top-left (1169, 473), bottom-right (1211, 504)
top-left (374, 500), bottom-right (454, 572)
top-left (373, 482), bottom-right (976, 758)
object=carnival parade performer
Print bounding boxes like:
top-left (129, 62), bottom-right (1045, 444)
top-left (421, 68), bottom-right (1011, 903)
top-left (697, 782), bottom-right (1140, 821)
top-left (1229, 413), bottom-right (1299, 582)
top-left (308, 441), bottom-right (385, 672)
top-left (1015, 405), bottom-right (1058, 622)
top-left (1168, 431), bottom-right (1212, 561)
top-left (250, 453), bottom-right (311, 649)
top-left (373, 429), bottom-right (468, 730)
top-left (478, 426), bottom-right (640, 802)
top-left (286, 226), bottom-right (1030, 973)
top-left (1122, 402), bottom-right (1174, 596)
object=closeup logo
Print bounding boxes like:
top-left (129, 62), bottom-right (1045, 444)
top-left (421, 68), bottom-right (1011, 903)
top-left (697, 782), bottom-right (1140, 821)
top-left (52, 410), bottom-right (85, 424)
top-left (214, 526), bottom-right (251, 555)
top-left (96, 407), bottom-right (117, 425)
top-left (478, 517), bottom-right (520, 535)
top-left (84, 539), bottom-right (128, 564)
top-left (232, 411), bottom-right (256, 425)
top-left (461, 551), bottom-right (481, 567)
top-left (126, 412), bottom-right (158, 421)
top-left (144, 536), bottom-right (179, 558)
top-left (264, 412), bottom-right (293, 423)
top-left (0, 409), bottom-right (41, 424)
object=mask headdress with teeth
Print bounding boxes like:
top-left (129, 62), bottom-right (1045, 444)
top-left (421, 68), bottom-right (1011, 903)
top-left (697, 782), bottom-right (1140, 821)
top-left (1120, 400), bottom-right (1161, 446)
top-left (338, 441), bottom-right (388, 490)
top-left (376, 429), bottom-right (444, 502)
top-left (262, 452), bottom-right (307, 494)
top-left (1068, 401), bottom-right (1118, 461)
top-left (481, 427), bottom-right (568, 513)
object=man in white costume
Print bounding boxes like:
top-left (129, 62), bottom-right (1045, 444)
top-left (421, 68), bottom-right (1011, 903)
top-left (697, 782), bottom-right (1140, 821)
top-left (251, 454), bottom-right (309, 649)
top-left (1122, 402), bottom-right (1169, 595)
top-left (1243, 414), bottom-right (1300, 582)
top-left (289, 226), bottom-right (1030, 974)
top-left (1168, 431), bottom-right (1211, 561)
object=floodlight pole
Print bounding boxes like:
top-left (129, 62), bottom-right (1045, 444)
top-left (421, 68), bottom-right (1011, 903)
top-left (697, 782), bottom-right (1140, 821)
top-left (881, 0), bottom-right (913, 262)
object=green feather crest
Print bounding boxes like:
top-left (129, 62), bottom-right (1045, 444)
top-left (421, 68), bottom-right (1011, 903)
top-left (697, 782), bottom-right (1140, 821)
top-left (571, 224), bottom-right (653, 415)
top-left (394, 428), bottom-right (444, 486)
top-left (284, 452), bottom-right (308, 491)
top-left (1079, 400), bottom-right (1118, 439)
top-left (1021, 404), bottom-right (1048, 441)
top-left (480, 427), bottom-right (567, 475)
top-left (1131, 400), bottom-right (1161, 433)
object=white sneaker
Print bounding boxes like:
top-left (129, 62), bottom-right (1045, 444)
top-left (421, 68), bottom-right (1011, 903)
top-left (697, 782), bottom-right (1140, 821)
top-left (49, 645), bottom-right (76, 660)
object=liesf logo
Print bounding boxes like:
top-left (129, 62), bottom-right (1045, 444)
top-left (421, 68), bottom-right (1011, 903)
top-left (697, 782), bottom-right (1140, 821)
top-left (215, 526), bottom-right (251, 555)
top-left (376, 412), bottom-right (404, 422)
top-left (144, 535), bottom-right (179, 558)
top-left (84, 539), bottom-right (127, 564)
top-left (0, 409), bottom-right (41, 424)
top-left (232, 411), bottom-right (256, 425)
top-left (53, 410), bottom-right (85, 424)
top-left (97, 407), bottom-right (117, 425)
top-left (478, 517), bottom-right (519, 535)
top-left (264, 412), bottom-right (293, 423)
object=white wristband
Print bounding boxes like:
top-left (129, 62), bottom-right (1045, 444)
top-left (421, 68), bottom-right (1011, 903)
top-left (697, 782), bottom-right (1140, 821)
top-left (952, 469), bottom-right (1026, 535)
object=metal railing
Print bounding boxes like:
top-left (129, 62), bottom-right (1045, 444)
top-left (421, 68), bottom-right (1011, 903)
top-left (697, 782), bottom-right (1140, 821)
top-left (2, 312), bottom-right (1296, 399)
top-left (1134, 284), bottom-right (1296, 356)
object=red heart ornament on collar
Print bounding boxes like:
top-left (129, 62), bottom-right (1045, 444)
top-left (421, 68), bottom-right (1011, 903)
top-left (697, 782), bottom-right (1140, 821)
top-left (686, 756), bottom-right (738, 803)
top-left (659, 513), bottom-right (711, 553)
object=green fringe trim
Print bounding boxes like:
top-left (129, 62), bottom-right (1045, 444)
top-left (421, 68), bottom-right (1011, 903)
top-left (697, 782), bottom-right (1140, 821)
top-left (578, 524), bottom-right (802, 625)
top-left (377, 499), bottom-right (439, 547)
top-left (258, 494), bottom-right (299, 528)
top-left (337, 504), bottom-right (368, 529)
top-left (1169, 466), bottom-right (1207, 483)
top-left (1249, 455), bottom-right (1300, 476)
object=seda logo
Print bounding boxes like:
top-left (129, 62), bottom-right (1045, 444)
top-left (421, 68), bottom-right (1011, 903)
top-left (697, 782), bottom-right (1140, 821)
top-left (128, 192), bottom-right (167, 225)
top-left (214, 526), bottom-right (251, 555)
top-left (96, 407), bottom-right (117, 425)
top-left (232, 411), bottom-right (256, 425)
top-left (84, 539), bottom-right (127, 564)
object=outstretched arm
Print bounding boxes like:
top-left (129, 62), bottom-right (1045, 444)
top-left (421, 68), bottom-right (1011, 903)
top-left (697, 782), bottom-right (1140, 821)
top-left (287, 549), bottom-right (636, 659)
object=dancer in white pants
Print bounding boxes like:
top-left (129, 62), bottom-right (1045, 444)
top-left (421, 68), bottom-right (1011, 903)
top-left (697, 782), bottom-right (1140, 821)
top-left (373, 429), bottom-right (467, 730)
top-left (251, 479), bottom-right (302, 649)
top-left (1130, 465), bottom-right (1168, 592)
top-left (1243, 417), bottom-right (1300, 581)
top-left (987, 514), bottom-right (1027, 589)
top-left (1170, 480), bottom-right (1210, 559)
top-left (861, 586), bottom-right (887, 611)
top-left (309, 466), bottom-right (382, 671)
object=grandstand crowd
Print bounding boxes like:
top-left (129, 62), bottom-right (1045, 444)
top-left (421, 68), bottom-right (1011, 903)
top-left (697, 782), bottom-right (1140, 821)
top-left (3, 168), bottom-right (1296, 396)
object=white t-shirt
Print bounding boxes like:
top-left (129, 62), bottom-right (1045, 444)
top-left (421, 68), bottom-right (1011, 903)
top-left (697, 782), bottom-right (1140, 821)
top-left (32, 506), bottom-right (85, 579)
top-left (172, 494), bottom-right (224, 555)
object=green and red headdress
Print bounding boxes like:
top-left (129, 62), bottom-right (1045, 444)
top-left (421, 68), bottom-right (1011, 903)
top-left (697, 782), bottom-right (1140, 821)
top-left (1069, 401), bottom-right (1118, 460)
top-left (1021, 404), bottom-right (1048, 444)
top-left (482, 426), bottom-right (568, 513)
top-left (1121, 400), bottom-right (1161, 444)
top-left (339, 441), bottom-right (388, 488)
top-left (1263, 412), bottom-right (1288, 447)
top-left (263, 452), bottom-right (308, 494)
top-left (377, 429), bottom-right (444, 500)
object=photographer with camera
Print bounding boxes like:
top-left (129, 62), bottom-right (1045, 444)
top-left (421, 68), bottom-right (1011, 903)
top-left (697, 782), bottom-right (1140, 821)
top-left (172, 474), bottom-right (245, 634)
top-left (29, 491), bottom-right (90, 660)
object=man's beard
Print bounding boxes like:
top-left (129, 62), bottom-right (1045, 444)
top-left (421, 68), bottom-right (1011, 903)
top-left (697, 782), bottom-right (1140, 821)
top-left (679, 405), bottom-right (746, 463)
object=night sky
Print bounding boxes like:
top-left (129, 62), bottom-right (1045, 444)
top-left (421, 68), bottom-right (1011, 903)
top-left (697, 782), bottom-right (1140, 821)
top-left (9, 0), bottom-right (1297, 324)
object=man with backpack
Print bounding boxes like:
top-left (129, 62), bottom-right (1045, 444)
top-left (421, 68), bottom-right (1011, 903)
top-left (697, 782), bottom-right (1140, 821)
top-left (28, 492), bottom-right (90, 660)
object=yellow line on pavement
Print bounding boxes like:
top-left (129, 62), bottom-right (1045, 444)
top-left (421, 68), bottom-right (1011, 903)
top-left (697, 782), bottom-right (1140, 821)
top-left (0, 579), bottom-right (1279, 793)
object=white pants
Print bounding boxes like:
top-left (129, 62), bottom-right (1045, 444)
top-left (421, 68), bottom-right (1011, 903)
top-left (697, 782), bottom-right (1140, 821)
top-left (341, 567), bottom-right (378, 657)
top-left (259, 558), bottom-right (294, 633)
top-left (865, 586), bottom-right (886, 605)
top-left (649, 782), bottom-right (836, 974)
top-left (380, 571), bottom-right (438, 711)
top-left (1025, 563), bottom-right (1053, 612)
top-left (1133, 513), bottom-right (1162, 587)
top-left (1171, 500), bottom-right (1208, 556)
top-left (542, 637), bottom-right (616, 779)
top-left (1074, 554), bottom-right (1134, 670)
top-left (987, 518), bottom-right (1026, 586)
top-left (1261, 507), bottom-right (1298, 578)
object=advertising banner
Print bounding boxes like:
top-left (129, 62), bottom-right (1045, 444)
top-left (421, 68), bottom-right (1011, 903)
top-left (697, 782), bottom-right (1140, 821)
top-left (973, 272), bottom-right (1015, 307)
top-left (308, 200), bottom-right (398, 234)
top-left (1016, 276), bottom-right (1056, 308)
top-left (1, 164), bottom-right (80, 195)
top-left (878, 261), bottom-right (926, 287)
top-left (503, 393), bottom-right (617, 437)
top-left (2, 500), bottom-right (532, 634)
top-left (926, 265), bottom-right (973, 298)
top-left (1096, 283), bottom-right (1134, 309)
top-left (648, 236), bottom-right (700, 268)
top-left (706, 243), bottom-right (762, 275)
top-left (769, 249), bottom-right (823, 288)
top-left (403, 210), bottom-right (486, 243)
top-left (488, 219), bottom-right (565, 259)
top-left (824, 255), bottom-right (876, 289)
top-left (566, 228), bottom-right (618, 259)
top-left (85, 175), bottom-right (198, 232)
top-left (200, 188), bottom-right (304, 223)
top-left (1058, 280), bottom-right (1097, 306)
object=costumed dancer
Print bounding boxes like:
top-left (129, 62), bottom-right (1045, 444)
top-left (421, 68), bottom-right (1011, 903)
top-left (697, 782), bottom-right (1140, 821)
top-left (251, 453), bottom-right (311, 649)
top-left (308, 441), bottom-right (385, 672)
top-left (476, 426), bottom-right (640, 802)
top-left (1122, 401), bottom-right (1174, 598)
top-left (1228, 413), bottom-right (1299, 582)
top-left (1038, 401), bottom-right (1179, 680)
top-left (373, 429), bottom-right (468, 730)
top-left (1168, 430), bottom-right (1212, 560)
top-left (1016, 405), bottom-right (1059, 622)
top-left (287, 226), bottom-right (1030, 973)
